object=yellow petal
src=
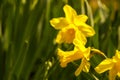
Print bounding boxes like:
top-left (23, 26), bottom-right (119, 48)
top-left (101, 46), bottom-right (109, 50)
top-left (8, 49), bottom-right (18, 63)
top-left (75, 58), bottom-right (84, 76)
top-left (95, 58), bottom-right (114, 74)
top-left (50, 17), bottom-right (69, 29)
top-left (83, 47), bottom-right (91, 60)
top-left (74, 28), bottom-right (87, 45)
top-left (58, 48), bottom-right (74, 67)
top-left (77, 22), bottom-right (95, 37)
top-left (63, 5), bottom-right (77, 22)
top-left (58, 48), bottom-right (83, 67)
top-left (73, 29), bottom-right (87, 52)
top-left (109, 67), bottom-right (117, 80)
top-left (74, 15), bottom-right (88, 25)
top-left (73, 39), bottom-right (86, 52)
top-left (55, 31), bottom-right (62, 44)
top-left (82, 60), bottom-right (90, 72)
top-left (75, 58), bottom-right (90, 76)
top-left (114, 50), bottom-right (120, 60)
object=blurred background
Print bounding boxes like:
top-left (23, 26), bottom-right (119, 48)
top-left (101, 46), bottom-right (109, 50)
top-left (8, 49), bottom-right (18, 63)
top-left (0, 0), bottom-right (120, 80)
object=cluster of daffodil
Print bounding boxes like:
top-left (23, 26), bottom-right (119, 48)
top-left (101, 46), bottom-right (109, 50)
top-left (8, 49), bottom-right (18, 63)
top-left (50, 4), bottom-right (120, 80)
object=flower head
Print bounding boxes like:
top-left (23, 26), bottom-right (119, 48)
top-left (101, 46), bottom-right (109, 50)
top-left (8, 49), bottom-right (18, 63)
top-left (57, 46), bottom-right (91, 76)
top-left (50, 5), bottom-right (95, 45)
top-left (95, 50), bottom-right (120, 80)
top-left (50, 4), bottom-right (97, 77)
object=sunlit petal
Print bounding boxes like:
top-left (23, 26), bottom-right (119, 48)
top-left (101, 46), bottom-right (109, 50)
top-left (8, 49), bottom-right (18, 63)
top-left (74, 15), bottom-right (88, 25)
top-left (77, 22), bottom-right (95, 37)
top-left (75, 58), bottom-right (85, 76)
top-left (73, 29), bottom-right (87, 52)
top-left (73, 39), bottom-right (86, 52)
top-left (50, 17), bottom-right (69, 29)
top-left (63, 5), bottom-right (77, 22)
top-left (82, 60), bottom-right (90, 72)
top-left (114, 50), bottom-right (120, 60)
top-left (95, 59), bottom-right (114, 73)
top-left (58, 48), bottom-right (83, 67)
top-left (74, 28), bottom-right (87, 45)
top-left (83, 47), bottom-right (91, 60)
top-left (75, 58), bottom-right (90, 76)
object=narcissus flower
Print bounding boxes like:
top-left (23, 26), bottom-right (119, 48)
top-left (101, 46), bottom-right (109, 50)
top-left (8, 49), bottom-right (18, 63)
top-left (50, 4), bottom-right (98, 77)
top-left (58, 46), bottom-right (106, 76)
top-left (50, 5), bottom-right (95, 45)
top-left (58, 46), bottom-right (91, 76)
top-left (95, 50), bottom-right (120, 80)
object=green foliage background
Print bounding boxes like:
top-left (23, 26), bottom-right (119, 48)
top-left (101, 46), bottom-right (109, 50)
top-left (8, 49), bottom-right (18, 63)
top-left (0, 0), bottom-right (120, 80)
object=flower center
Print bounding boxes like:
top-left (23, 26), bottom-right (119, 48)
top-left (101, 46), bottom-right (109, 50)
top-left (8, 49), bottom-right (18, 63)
top-left (64, 28), bottom-right (75, 43)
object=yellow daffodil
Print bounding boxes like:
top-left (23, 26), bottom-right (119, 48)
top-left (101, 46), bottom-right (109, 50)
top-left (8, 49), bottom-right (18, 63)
top-left (95, 50), bottom-right (120, 80)
top-left (50, 4), bottom-right (98, 77)
top-left (50, 4), bottom-right (95, 45)
top-left (57, 46), bottom-right (91, 76)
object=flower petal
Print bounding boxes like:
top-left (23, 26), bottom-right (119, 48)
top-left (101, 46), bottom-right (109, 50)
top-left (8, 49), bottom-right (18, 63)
top-left (77, 22), bottom-right (95, 37)
top-left (75, 58), bottom-right (90, 76)
top-left (95, 58), bottom-right (114, 74)
top-left (63, 5), bottom-right (77, 22)
top-left (74, 14), bottom-right (88, 25)
top-left (58, 48), bottom-right (83, 67)
top-left (73, 39), bottom-right (86, 52)
top-left (74, 28), bottom-right (87, 45)
top-left (50, 17), bottom-right (69, 29)
top-left (83, 47), bottom-right (91, 60)
top-left (114, 50), bottom-right (120, 60)
top-left (73, 29), bottom-right (87, 52)
top-left (75, 58), bottom-right (85, 76)
top-left (82, 60), bottom-right (90, 72)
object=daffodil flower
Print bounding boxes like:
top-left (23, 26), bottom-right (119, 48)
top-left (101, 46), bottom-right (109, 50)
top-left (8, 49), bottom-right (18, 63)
top-left (57, 46), bottom-right (91, 76)
top-left (50, 4), bottom-right (97, 77)
top-left (95, 50), bottom-right (120, 80)
top-left (50, 5), bottom-right (95, 45)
